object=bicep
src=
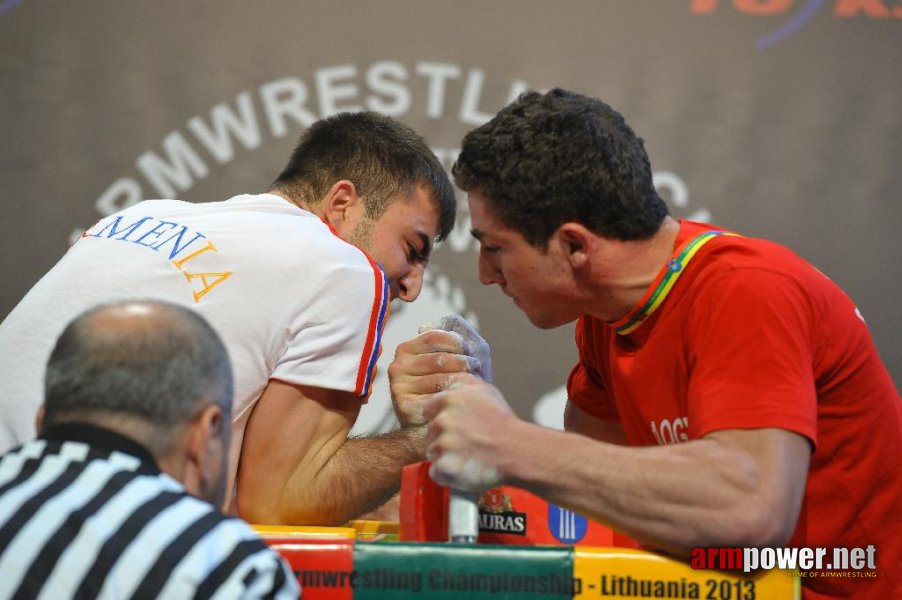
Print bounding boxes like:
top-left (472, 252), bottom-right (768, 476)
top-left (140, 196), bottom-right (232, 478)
top-left (236, 379), bottom-right (362, 522)
top-left (564, 400), bottom-right (628, 445)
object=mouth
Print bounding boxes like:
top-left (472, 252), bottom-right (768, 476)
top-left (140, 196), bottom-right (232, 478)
top-left (501, 289), bottom-right (519, 306)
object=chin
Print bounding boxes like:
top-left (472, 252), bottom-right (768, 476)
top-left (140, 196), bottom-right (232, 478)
top-left (524, 309), bottom-right (576, 330)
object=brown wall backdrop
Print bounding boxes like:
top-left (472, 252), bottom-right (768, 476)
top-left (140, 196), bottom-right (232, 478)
top-left (1, 0), bottom-right (899, 432)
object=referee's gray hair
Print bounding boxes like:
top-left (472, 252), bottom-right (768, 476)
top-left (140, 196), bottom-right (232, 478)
top-left (43, 300), bottom-right (233, 434)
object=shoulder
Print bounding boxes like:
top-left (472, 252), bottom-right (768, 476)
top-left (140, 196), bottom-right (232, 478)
top-left (675, 237), bottom-right (840, 353)
top-left (287, 220), bottom-right (386, 293)
top-left (688, 230), bottom-right (836, 300)
top-left (694, 227), bottom-right (813, 274)
top-left (155, 494), bottom-right (298, 596)
top-left (117, 198), bottom-right (197, 215)
top-left (229, 195), bottom-right (382, 270)
top-left (158, 490), bottom-right (289, 566)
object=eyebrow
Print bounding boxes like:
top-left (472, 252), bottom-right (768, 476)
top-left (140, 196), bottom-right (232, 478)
top-left (469, 228), bottom-right (485, 240)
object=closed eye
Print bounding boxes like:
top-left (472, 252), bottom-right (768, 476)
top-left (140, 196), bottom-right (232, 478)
top-left (408, 242), bottom-right (429, 265)
top-left (471, 229), bottom-right (500, 255)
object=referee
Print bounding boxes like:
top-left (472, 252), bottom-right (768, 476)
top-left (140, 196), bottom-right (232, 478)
top-left (0, 300), bottom-right (298, 599)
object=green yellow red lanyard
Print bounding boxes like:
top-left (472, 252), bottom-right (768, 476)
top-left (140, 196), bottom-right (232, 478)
top-left (612, 230), bottom-right (739, 336)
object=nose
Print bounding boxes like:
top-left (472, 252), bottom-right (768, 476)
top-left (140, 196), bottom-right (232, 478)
top-left (396, 264), bottom-right (425, 302)
top-left (478, 252), bottom-right (503, 286)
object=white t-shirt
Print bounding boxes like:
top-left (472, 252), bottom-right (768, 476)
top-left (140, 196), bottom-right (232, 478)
top-left (0, 193), bottom-right (389, 495)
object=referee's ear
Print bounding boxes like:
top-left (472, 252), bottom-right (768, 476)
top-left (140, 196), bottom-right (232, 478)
top-left (184, 404), bottom-right (228, 506)
top-left (34, 404), bottom-right (46, 435)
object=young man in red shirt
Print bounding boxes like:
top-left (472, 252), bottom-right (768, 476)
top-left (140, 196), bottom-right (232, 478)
top-left (390, 89), bottom-right (900, 599)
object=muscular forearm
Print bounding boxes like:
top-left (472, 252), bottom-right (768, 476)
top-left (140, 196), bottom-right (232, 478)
top-left (496, 421), bottom-right (806, 556)
top-left (282, 425), bottom-right (427, 526)
top-left (237, 380), bottom-right (430, 527)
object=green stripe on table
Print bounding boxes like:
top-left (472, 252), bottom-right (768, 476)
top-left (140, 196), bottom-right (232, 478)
top-left (353, 542), bottom-right (575, 599)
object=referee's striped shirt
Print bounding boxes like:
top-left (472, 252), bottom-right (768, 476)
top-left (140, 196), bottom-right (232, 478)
top-left (0, 423), bottom-right (299, 600)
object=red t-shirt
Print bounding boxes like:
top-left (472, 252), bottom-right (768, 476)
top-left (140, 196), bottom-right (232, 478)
top-left (568, 220), bottom-right (901, 598)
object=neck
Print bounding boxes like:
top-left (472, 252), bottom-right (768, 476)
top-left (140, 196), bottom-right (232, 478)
top-left (269, 189), bottom-right (317, 216)
top-left (582, 216), bottom-right (681, 322)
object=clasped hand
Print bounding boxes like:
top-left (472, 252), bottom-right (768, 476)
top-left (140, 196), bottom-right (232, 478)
top-left (389, 315), bottom-right (512, 491)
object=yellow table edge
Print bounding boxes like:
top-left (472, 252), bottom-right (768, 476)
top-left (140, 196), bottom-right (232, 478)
top-left (574, 546), bottom-right (800, 599)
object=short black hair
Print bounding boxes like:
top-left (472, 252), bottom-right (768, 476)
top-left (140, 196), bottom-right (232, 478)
top-left (273, 111), bottom-right (456, 241)
top-left (453, 89), bottom-right (668, 248)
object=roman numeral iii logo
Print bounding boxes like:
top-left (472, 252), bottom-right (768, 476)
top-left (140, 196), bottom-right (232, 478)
top-left (548, 504), bottom-right (588, 544)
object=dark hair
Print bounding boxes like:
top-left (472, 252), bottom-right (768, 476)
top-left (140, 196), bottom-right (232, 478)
top-left (452, 89), bottom-right (668, 248)
top-left (43, 300), bottom-right (233, 433)
top-left (272, 111), bottom-right (456, 241)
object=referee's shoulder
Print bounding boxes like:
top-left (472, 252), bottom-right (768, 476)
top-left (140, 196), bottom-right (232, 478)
top-left (175, 493), bottom-right (300, 598)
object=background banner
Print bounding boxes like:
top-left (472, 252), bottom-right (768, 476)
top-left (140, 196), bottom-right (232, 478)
top-left (2, 0), bottom-right (899, 432)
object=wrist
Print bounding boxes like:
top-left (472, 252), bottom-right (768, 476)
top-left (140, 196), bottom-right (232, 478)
top-left (497, 419), bottom-right (557, 490)
top-left (399, 423), bottom-right (428, 457)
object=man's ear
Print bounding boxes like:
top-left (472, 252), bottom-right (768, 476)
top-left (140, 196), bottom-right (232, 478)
top-left (35, 403), bottom-right (46, 434)
top-left (322, 180), bottom-right (363, 232)
top-left (556, 223), bottom-right (592, 268)
top-left (186, 404), bottom-right (224, 468)
top-left (180, 403), bottom-right (228, 506)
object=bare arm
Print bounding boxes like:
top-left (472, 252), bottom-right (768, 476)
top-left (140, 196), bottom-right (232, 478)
top-left (425, 376), bottom-right (811, 557)
top-left (236, 379), bottom-right (426, 526)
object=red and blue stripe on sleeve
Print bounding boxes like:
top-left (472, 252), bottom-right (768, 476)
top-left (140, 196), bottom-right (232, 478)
top-left (354, 258), bottom-right (389, 398)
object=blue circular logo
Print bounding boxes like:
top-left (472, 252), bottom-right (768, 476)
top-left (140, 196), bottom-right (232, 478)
top-left (547, 504), bottom-right (588, 544)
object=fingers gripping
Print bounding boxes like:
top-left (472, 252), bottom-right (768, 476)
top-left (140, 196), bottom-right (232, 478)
top-left (422, 383), bottom-right (506, 492)
top-left (429, 453), bottom-right (502, 492)
top-left (390, 345), bottom-right (478, 377)
top-left (418, 315), bottom-right (492, 383)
